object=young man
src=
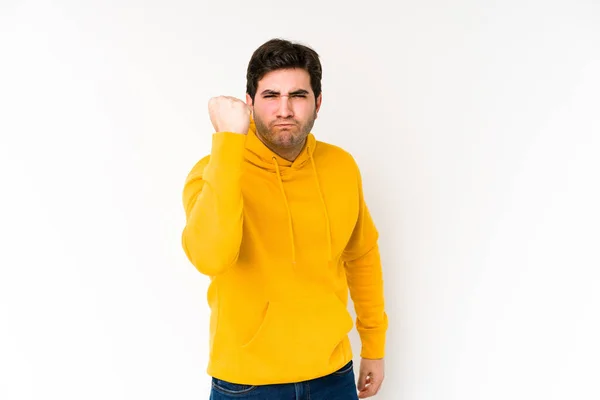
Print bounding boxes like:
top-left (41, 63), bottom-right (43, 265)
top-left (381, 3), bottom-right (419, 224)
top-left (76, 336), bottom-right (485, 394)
top-left (181, 38), bottom-right (388, 399)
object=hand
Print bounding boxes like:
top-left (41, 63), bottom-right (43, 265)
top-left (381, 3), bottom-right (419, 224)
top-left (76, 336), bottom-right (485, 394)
top-left (357, 358), bottom-right (385, 398)
top-left (208, 96), bottom-right (252, 135)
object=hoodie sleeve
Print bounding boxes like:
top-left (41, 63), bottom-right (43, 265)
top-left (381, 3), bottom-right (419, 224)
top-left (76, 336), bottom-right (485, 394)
top-left (341, 160), bottom-right (389, 359)
top-left (181, 132), bottom-right (247, 276)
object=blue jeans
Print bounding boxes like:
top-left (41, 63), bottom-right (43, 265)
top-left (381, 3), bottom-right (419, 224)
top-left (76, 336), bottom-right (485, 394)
top-left (209, 360), bottom-right (359, 400)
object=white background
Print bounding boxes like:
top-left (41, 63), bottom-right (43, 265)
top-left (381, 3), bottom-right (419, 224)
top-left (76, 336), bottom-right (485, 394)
top-left (1, 1), bottom-right (599, 399)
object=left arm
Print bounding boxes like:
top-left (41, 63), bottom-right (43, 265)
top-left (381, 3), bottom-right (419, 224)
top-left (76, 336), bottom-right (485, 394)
top-left (342, 160), bottom-right (388, 397)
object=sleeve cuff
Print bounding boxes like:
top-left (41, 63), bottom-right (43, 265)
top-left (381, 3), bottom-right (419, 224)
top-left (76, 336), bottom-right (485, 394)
top-left (359, 331), bottom-right (387, 359)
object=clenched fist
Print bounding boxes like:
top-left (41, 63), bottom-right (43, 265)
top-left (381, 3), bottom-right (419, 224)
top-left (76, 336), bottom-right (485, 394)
top-left (208, 96), bottom-right (252, 135)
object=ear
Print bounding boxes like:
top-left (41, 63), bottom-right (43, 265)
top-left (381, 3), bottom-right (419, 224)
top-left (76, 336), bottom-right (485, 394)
top-left (315, 93), bottom-right (323, 118)
top-left (246, 93), bottom-right (254, 120)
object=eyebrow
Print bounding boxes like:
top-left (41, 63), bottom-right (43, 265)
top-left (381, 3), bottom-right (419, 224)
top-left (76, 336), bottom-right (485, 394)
top-left (260, 89), bottom-right (310, 96)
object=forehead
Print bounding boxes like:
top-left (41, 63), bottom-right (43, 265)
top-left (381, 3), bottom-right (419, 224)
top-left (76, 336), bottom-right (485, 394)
top-left (257, 68), bottom-right (313, 93)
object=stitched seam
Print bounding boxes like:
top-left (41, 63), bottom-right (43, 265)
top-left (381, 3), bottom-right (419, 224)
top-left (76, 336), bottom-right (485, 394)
top-left (211, 381), bottom-right (257, 395)
top-left (333, 362), bottom-right (354, 376)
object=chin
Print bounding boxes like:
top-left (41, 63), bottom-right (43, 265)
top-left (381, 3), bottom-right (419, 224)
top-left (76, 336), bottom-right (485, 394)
top-left (272, 132), bottom-right (296, 146)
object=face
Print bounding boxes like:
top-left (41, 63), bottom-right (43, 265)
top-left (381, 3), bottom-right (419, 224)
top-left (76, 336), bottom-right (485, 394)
top-left (247, 68), bottom-right (322, 153)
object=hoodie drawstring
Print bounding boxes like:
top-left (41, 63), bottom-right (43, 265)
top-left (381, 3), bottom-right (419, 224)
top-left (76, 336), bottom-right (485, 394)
top-left (271, 149), bottom-right (333, 266)
top-left (308, 146), bottom-right (333, 262)
top-left (273, 158), bottom-right (296, 265)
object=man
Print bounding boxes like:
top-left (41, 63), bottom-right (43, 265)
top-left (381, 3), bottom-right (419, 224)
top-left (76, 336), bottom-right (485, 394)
top-left (181, 38), bottom-right (388, 399)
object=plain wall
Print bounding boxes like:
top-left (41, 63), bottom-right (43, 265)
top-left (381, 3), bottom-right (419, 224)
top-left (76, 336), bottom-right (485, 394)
top-left (1, 0), bottom-right (599, 399)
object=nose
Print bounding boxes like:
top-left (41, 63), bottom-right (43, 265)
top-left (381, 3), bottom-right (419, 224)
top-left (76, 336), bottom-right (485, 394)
top-left (276, 96), bottom-right (294, 118)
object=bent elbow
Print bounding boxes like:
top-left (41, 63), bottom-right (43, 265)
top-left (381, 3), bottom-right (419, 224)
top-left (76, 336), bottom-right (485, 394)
top-left (181, 228), bottom-right (240, 276)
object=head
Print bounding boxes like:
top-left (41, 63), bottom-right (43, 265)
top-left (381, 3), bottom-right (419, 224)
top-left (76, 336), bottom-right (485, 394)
top-left (245, 39), bottom-right (323, 159)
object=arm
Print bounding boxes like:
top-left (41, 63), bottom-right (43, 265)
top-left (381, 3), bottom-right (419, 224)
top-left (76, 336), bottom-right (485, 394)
top-left (181, 132), bottom-right (246, 276)
top-left (342, 161), bottom-right (389, 360)
top-left (181, 95), bottom-right (251, 276)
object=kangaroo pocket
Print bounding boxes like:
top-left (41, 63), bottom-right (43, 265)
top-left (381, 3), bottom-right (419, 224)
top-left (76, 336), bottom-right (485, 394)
top-left (240, 292), bottom-right (354, 372)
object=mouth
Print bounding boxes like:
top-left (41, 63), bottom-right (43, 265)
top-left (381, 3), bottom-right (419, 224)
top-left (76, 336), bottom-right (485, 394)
top-left (273, 122), bottom-right (296, 127)
top-left (274, 125), bottom-right (296, 131)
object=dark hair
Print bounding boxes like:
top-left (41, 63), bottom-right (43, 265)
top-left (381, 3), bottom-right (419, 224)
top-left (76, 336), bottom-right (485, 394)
top-left (246, 38), bottom-right (322, 104)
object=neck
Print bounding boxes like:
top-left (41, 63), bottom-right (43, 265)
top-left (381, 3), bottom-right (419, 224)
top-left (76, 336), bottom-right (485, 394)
top-left (274, 146), bottom-right (304, 162)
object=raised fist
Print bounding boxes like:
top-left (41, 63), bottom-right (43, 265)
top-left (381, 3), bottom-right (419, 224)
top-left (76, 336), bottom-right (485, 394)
top-left (208, 96), bottom-right (252, 135)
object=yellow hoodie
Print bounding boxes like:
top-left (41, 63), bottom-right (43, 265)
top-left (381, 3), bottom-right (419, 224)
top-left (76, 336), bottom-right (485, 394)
top-left (181, 119), bottom-right (388, 385)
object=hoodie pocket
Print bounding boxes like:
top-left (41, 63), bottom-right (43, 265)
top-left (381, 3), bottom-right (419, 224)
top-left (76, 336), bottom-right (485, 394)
top-left (240, 292), bottom-right (353, 369)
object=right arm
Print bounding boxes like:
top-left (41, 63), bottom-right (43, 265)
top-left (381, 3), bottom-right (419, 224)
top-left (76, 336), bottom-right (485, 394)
top-left (181, 96), bottom-right (251, 276)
